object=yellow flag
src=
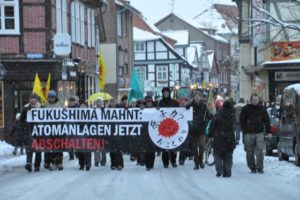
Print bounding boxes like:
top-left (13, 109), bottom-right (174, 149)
top-left (99, 52), bottom-right (107, 91)
top-left (202, 80), bottom-right (206, 88)
top-left (33, 73), bottom-right (46, 103)
top-left (45, 73), bottom-right (51, 98)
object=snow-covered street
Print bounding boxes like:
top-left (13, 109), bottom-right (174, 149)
top-left (0, 141), bottom-right (300, 200)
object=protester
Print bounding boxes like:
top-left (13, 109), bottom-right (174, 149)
top-left (67, 97), bottom-right (78, 160)
top-left (44, 90), bottom-right (64, 171)
top-left (158, 87), bottom-right (179, 168)
top-left (144, 95), bottom-right (156, 171)
top-left (76, 102), bottom-right (92, 171)
top-left (94, 97), bottom-right (106, 167)
top-left (10, 113), bottom-right (25, 156)
top-left (20, 94), bottom-right (42, 172)
top-left (186, 90), bottom-right (210, 170)
top-left (178, 97), bottom-right (191, 165)
top-left (209, 100), bottom-right (236, 177)
top-left (234, 98), bottom-right (246, 145)
top-left (240, 93), bottom-right (271, 173)
top-left (109, 95), bottom-right (127, 170)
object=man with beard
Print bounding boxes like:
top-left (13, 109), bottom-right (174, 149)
top-left (240, 93), bottom-right (271, 174)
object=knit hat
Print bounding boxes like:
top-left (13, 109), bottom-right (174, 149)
top-left (48, 90), bottom-right (57, 98)
top-left (144, 95), bottom-right (153, 102)
top-left (193, 90), bottom-right (202, 97)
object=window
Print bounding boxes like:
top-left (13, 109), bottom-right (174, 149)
top-left (87, 8), bottom-right (95, 47)
top-left (0, 0), bottom-right (20, 34)
top-left (156, 65), bottom-right (168, 81)
top-left (117, 12), bottom-right (122, 37)
top-left (56, 0), bottom-right (67, 33)
top-left (283, 91), bottom-right (296, 121)
top-left (71, 1), bottom-right (85, 45)
top-left (136, 66), bottom-right (146, 80)
top-left (134, 42), bottom-right (145, 52)
top-left (95, 27), bottom-right (100, 54)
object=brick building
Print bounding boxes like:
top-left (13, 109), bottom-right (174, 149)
top-left (0, 0), bottom-right (107, 140)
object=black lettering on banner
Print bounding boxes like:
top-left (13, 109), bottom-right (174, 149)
top-left (27, 108), bottom-right (192, 152)
top-left (160, 110), bottom-right (167, 118)
top-left (170, 110), bottom-right (178, 118)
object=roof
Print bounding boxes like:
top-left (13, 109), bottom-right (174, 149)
top-left (133, 27), bottom-right (160, 41)
top-left (155, 12), bottom-right (228, 44)
top-left (133, 13), bottom-right (177, 47)
top-left (161, 30), bottom-right (189, 46)
top-left (193, 4), bottom-right (238, 35)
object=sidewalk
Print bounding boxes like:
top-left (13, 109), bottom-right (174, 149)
top-left (0, 141), bottom-right (25, 174)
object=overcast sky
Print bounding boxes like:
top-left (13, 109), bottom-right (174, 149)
top-left (129, 0), bottom-right (237, 25)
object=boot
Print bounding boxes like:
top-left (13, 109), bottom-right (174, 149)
top-left (25, 163), bottom-right (32, 172)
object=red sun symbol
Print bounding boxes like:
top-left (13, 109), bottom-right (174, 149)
top-left (158, 118), bottom-right (179, 138)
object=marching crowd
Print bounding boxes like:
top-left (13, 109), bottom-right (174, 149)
top-left (9, 87), bottom-right (271, 178)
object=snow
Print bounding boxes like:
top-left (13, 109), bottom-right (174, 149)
top-left (193, 6), bottom-right (233, 34)
top-left (262, 58), bottom-right (300, 65)
top-left (0, 140), bottom-right (300, 200)
top-left (133, 27), bottom-right (160, 41)
top-left (161, 30), bottom-right (189, 46)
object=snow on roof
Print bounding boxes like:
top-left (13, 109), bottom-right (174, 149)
top-left (161, 30), bottom-right (189, 46)
top-left (133, 27), bottom-right (160, 41)
top-left (193, 7), bottom-right (232, 34)
top-left (202, 30), bottom-right (228, 43)
top-left (262, 58), bottom-right (300, 65)
top-left (285, 83), bottom-right (300, 95)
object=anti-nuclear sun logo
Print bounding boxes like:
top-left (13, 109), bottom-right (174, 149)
top-left (148, 109), bottom-right (188, 150)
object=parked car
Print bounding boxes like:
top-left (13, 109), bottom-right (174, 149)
top-left (277, 84), bottom-right (300, 166)
top-left (264, 107), bottom-right (279, 156)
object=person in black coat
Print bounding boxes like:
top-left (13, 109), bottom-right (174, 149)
top-left (20, 94), bottom-right (42, 172)
top-left (158, 87), bottom-right (179, 168)
top-left (10, 113), bottom-right (25, 155)
top-left (209, 100), bottom-right (236, 177)
top-left (144, 95), bottom-right (156, 171)
top-left (186, 91), bottom-right (210, 170)
top-left (109, 95), bottom-right (126, 170)
top-left (240, 93), bottom-right (271, 173)
top-left (76, 102), bottom-right (92, 171)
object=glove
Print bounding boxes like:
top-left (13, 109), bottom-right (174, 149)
top-left (185, 105), bottom-right (190, 110)
top-left (266, 133), bottom-right (272, 139)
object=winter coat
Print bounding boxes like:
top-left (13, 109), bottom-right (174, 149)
top-left (186, 100), bottom-right (209, 136)
top-left (158, 95), bottom-right (179, 108)
top-left (240, 104), bottom-right (271, 134)
top-left (209, 105), bottom-right (236, 153)
top-left (20, 102), bottom-right (42, 145)
top-left (44, 98), bottom-right (63, 108)
top-left (10, 120), bottom-right (25, 142)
